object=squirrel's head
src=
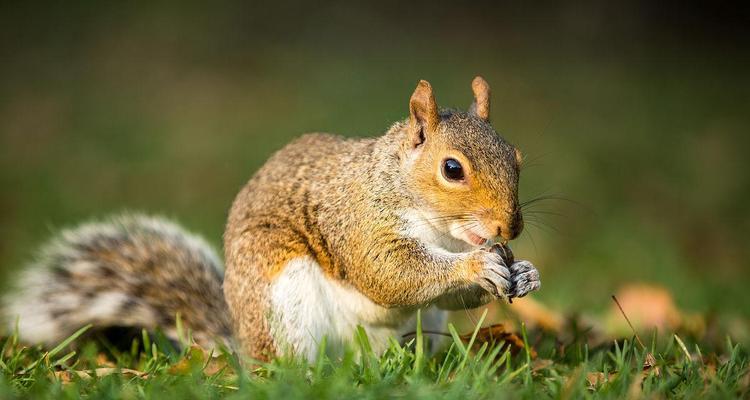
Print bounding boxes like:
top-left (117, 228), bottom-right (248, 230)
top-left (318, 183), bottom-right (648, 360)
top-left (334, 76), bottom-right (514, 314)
top-left (400, 77), bottom-right (524, 246)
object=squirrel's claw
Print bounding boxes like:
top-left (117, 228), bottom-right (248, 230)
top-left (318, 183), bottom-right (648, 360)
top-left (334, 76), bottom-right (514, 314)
top-left (475, 251), bottom-right (511, 300)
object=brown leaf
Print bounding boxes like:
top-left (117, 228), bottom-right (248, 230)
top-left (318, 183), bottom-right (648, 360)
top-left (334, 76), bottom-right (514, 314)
top-left (168, 345), bottom-right (206, 375)
top-left (168, 344), bottom-right (229, 376)
top-left (96, 353), bottom-right (116, 368)
top-left (531, 358), bottom-right (554, 374)
top-left (204, 354), bottom-right (230, 376)
top-left (643, 352), bottom-right (660, 377)
top-left (508, 297), bottom-right (565, 332)
top-left (91, 368), bottom-right (147, 379)
top-left (606, 284), bottom-right (681, 334)
top-left (586, 371), bottom-right (617, 389)
top-left (52, 368), bottom-right (147, 384)
top-left (586, 357), bottom-right (658, 393)
top-left (461, 324), bottom-right (536, 358)
top-left (53, 370), bottom-right (76, 384)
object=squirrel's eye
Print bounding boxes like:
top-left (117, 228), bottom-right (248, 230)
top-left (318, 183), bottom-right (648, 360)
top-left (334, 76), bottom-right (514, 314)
top-left (442, 158), bottom-right (465, 181)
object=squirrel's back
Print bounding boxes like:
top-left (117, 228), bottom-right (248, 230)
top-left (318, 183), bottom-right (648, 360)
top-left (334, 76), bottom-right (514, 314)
top-left (3, 214), bottom-right (232, 349)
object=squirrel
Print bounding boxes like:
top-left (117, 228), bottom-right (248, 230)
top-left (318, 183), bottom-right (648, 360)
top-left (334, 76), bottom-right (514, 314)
top-left (3, 77), bottom-right (541, 361)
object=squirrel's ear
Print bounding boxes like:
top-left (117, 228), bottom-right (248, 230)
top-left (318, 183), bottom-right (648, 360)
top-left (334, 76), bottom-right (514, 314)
top-left (515, 148), bottom-right (523, 166)
top-left (408, 80), bottom-right (439, 148)
top-left (469, 76), bottom-right (491, 121)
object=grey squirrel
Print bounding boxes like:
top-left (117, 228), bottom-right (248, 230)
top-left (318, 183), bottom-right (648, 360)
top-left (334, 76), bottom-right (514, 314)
top-left (3, 77), bottom-right (541, 361)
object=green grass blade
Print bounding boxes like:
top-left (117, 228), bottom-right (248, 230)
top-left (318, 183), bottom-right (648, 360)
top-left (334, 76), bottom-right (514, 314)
top-left (448, 324), bottom-right (466, 357)
top-left (48, 324), bottom-right (91, 359)
top-left (414, 309), bottom-right (424, 375)
top-left (455, 308), bottom-right (487, 372)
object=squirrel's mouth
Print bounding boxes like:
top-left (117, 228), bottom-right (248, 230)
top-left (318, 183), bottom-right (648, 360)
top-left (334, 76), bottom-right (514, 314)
top-left (448, 221), bottom-right (492, 247)
top-left (465, 230), bottom-right (488, 246)
top-left (446, 217), bottom-right (498, 248)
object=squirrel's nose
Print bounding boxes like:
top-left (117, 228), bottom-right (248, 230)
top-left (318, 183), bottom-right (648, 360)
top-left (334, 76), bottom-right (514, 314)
top-left (496, 210), bottom-right (524, 240)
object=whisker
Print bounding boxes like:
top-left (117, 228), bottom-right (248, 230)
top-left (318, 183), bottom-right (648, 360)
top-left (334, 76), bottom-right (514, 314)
top-left (424, 220), bottom-right (476, 244)
top-left (524, 219), bottom-right (560, 235)
top-left (459, 293), bottom-right (477, 327)
top-left (518, 151), bottom-right (552, 171)
top-left (407, 215), bottom-right (473, 230)
top-left (523, 223), bottom-right (540, 256)
top-left (522, 210), bottom-right (566, 218)
top-left (408, 213), bottom-right (474, 226)
top-left (520, 193), bottom-right (590, 213)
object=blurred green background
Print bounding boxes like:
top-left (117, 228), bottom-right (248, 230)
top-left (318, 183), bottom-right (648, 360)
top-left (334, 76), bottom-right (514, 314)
top-left (1, 2), bottom-right (748, 324)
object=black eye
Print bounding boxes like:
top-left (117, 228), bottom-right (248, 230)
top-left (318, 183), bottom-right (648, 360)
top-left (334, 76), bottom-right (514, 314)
top-left (442, 158), bottom-right (465, 181)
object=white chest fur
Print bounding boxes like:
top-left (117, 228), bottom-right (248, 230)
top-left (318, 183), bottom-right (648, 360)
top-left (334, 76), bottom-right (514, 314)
top-left (269, 257), bottom-right (417, 360)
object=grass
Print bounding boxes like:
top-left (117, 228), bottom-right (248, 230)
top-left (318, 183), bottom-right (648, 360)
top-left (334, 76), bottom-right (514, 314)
top-left (1, 312), bottom-right (747, 399)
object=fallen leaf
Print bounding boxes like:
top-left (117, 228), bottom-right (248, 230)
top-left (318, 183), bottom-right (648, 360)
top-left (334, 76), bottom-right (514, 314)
top-left (96, 353), bottom-right (116, 368)
top-left (643, 352), bottom-right (660, 377)
top-left (168, 344), bottom-right (229, 376)
top-left (53, 370), bottom-right (76, 384)
top-left (508, 297), bottom-right (565, 332)
top-left (53, 368), bottom-right (147, 384)
top-left (586, 371), bottom-right (617, 389)
top-left (90, 368), bottom-right (147, 379)
top-left (168, 345), bottom-right (207, 375)
top-left (531, 358), bottom-right (553, 374)
top-left (606, 284), bottom-right (681, 335)
top-left (586, 355), bottom-right (659, 393)
top-left (461, 324), bottom-right (536, 358)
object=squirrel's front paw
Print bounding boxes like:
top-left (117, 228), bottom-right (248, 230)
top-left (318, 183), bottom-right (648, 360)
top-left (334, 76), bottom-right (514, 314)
top-left (468, 251), bottom-right (511, 300)
top-left (508, 260), bottom-right (541, 300)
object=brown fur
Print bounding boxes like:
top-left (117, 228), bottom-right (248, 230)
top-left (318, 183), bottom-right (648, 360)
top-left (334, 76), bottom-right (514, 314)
top-left (223, 77), bottom-right (524, 360)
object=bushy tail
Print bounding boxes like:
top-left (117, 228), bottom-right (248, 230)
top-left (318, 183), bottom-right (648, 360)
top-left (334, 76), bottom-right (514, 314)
top-left (3, 214), bottom-right (233, 350)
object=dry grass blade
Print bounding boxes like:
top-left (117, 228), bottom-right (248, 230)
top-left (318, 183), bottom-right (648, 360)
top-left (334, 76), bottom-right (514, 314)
top-left (612, 295), bottom-right (660, 376)
top-left (612, 295), bottom-right (645, 349)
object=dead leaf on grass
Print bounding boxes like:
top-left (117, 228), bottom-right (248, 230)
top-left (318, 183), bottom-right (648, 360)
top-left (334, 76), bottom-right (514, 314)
top-left (606, 284), bottom-right (682, 335)
top-left (168, 344), bottom-right (229, 376)
top-left (96, 353), bottom-right (116, 368)
top-left (586, 371), bottom-right (617, 389)
top-left (461, 324), bottom-right (537, 358)
top-left (531, 358), bottom-right (553, 373)
top-left (53, 368), bottom-right (147, 384)
top-left (506, 297), bottom-right (565, 332)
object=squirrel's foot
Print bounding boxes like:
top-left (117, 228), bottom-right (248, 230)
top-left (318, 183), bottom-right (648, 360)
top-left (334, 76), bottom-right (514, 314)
top-left (472, 251), bottom-right (512, 300)
top-left (507, 260), bottom-right (541, 301)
